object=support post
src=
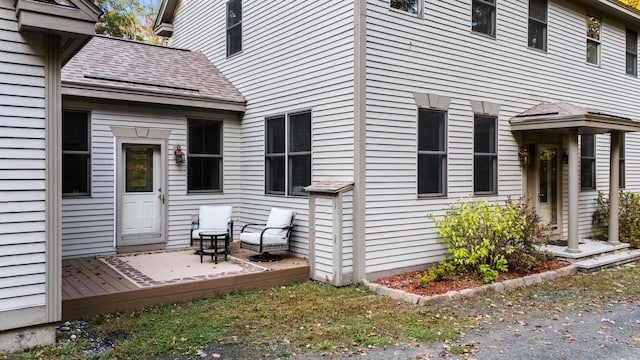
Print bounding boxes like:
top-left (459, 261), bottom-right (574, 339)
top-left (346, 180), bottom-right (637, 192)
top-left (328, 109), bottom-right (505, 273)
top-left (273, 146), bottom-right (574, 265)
top-left (608, 131), bottom-right (621, 244)
top-left (567, 129), bottom-right (581, 253)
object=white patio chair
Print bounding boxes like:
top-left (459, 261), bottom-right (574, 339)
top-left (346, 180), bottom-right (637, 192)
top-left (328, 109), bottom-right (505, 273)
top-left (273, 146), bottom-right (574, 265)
top-left (239, 208), bottom-right (295, 262)
top-left (190, 206), bottom-right (233, 254)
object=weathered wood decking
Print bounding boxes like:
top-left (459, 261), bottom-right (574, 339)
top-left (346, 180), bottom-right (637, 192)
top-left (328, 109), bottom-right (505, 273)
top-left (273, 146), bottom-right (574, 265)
top-left (62, 249), bottom-right (310, 320)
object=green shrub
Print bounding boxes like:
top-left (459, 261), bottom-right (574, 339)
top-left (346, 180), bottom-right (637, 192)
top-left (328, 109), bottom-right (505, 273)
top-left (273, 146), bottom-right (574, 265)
top-left (592, 191), bottom-right (640, 248)
top-left (422, 198), bottom-right (550, 285)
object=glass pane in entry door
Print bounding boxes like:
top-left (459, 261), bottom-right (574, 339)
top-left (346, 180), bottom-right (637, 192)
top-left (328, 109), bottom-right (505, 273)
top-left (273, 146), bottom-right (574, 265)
top-left (126, 147), bottom-right (154, 192)
top-left (538, 148), bottom-right (557, 225)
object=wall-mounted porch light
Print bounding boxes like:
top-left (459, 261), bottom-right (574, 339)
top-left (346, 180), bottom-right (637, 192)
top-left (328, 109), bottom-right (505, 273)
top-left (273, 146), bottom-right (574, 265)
top-left (174, 145), bottom-right (185, 164)
top-left (518, 147), bottom-right (529, 165)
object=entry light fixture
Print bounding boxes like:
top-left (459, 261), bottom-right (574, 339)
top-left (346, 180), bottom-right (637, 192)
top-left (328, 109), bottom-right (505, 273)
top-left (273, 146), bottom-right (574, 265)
top-left (518, 147), bottom-right (529, 165)
top-left (174, 145), bottom-right (185, 164)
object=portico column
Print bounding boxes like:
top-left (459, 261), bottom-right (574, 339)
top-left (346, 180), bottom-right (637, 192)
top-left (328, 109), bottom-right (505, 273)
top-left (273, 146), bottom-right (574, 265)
top-left (567, 129), bottom-right (581, 253)
top-left (608, 131), bottom-right (621, 244)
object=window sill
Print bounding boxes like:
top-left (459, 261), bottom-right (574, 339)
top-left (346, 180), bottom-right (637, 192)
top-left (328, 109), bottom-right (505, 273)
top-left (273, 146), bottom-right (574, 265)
top-left (473, 191), bottom-right (498, 197)
top-left (470, 30), bottom-right (496, 40)
top-left (418, 193), bottom-right (447, 199)
top-left (188, 190), bottom-right (223, 194)
top-left (527, 46), bottom-right (547, 54)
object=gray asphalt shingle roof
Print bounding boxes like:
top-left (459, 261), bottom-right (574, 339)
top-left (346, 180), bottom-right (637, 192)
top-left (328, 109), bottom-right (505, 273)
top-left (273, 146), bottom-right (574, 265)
top-left (62, 36), bottom-right (245, 105)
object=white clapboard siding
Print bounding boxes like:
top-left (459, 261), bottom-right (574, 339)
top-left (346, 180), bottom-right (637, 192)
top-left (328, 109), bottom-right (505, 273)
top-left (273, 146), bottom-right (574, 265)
top-left (361, 0), bottom-right (640, 275)
top-left (0, 0), bottom-right (46, 313)
top-left (60, 103), bottom-right (243, 257)
top-left (171, 0), bottom-right (355, 258)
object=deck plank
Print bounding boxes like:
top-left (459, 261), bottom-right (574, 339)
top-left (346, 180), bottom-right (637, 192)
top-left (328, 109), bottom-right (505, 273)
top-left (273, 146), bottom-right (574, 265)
top-left (62, 253), bottom-right (310, 320)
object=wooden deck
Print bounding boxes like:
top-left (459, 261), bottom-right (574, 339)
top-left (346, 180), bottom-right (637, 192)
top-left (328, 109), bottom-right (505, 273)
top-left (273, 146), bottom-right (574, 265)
top-left (62, 247), bottom-right (310, 320)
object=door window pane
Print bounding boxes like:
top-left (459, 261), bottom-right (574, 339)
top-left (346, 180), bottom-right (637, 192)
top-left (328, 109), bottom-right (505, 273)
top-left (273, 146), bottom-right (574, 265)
top-left (126, 147), bottom-right (154, 192)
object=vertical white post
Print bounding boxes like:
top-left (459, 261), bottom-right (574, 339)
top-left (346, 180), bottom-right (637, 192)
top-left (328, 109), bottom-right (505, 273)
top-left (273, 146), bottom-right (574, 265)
top-left (609, 132), bottom-right (620, 244)
top-left (567, 129), bottom-right (581, 253)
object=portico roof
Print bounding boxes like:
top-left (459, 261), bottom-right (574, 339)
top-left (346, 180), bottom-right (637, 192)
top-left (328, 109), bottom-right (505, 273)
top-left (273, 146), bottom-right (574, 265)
top-left (509, 102), bottom-right (640, 134)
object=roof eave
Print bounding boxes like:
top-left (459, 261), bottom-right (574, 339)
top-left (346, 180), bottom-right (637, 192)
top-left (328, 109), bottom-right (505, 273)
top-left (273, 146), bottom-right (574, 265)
top-left (153, 0), bottom-right (178, 36)
top-left (510, 114), bottom-right (640, 133)
top-left (578, 0), bottom-right (640, 25)
top-left (62, 82), bottom-right (246, 113)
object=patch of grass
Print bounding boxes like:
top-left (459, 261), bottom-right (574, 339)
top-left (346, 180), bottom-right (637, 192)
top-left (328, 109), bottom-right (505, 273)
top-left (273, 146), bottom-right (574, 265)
top-left (448, 344), bottom-right (469, 355)
top-left (8, 263), bottom-right (640, 359)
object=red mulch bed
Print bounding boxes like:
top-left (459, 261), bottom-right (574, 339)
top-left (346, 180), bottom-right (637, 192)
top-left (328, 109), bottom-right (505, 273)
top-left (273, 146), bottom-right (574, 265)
top-left (372, 261), bottom-right (567, 297)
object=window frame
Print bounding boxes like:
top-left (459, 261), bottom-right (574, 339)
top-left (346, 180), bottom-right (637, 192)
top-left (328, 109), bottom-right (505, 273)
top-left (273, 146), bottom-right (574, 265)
top-left (528, 0), bottom-right (547, 51)
top-left (471, 0), bottom-right (497, 38)
top-left (626, 29), bottom-right (637, 76)
top-left (265, 110), bottom-right (312, 197)
top-left (389, 0), bottom-right (423, 17)
top-left (586, 15), bottom-right (601, 66)
top-left (226, 0), bottom-right (242, 57)
top-left (417, 108), bottom-right (447, 197)
top-left (580, 133), bottom-right (596, 190)
top-left (473, 115), bottom-right (498, 195)
top-left (62, 109), bottom-right (91, 197)
top-left (187, 118), bottom-right (223, 193)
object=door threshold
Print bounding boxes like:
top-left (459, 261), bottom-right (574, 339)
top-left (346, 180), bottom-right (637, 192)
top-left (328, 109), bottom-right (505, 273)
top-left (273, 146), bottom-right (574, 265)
top-left (117, 243), bottom-right (166, 254)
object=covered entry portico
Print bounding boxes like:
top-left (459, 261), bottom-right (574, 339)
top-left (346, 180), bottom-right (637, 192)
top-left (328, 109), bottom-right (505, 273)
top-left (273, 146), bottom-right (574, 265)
top-left (511, 102), bottom-right (640, 253)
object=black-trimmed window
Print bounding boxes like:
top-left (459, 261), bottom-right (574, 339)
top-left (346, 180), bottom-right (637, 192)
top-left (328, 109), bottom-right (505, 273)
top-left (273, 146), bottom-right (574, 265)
top-left (390, 0), bottom-right (422, 16)
top-left (474, 115), bottom-right (497, 194)
top-left (418, 109), bottom-right (447, 196)
top-left (266, 111), bottom-right (311, 196)
top-left (626, 29), bottom-right (637, 76)
top-left (62, 110), bottom-right (90, 196)
top-left (580, 134), bottom-right (596, 190)
top-left (188, 119), bottom-right (222, 192)
top-left (226, 0), bottom-right (242, 56)
top-left (528, 0), bottom-right (547, 51)
top-left (472, 0), bottom-right (496, 37)
top-left (620, 133), bottom-right (626, 189)
top-left (586, 15), bottom-right (601, 65)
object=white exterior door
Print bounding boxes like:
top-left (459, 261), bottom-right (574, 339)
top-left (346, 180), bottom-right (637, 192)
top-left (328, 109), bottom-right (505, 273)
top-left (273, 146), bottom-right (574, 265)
top-left (119, 144), bottom-right (164, 246)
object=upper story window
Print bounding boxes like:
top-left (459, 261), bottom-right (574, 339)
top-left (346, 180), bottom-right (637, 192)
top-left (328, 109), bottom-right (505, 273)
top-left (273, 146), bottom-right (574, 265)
top-left (474, 115), bottom-right (498, 195)
top-left (188, 119), bottom-right (223, 192)
top-left (472, 0), bottom-right (496, 37)
top-left (528, 0), bottom-right (547, 51)
top-left (62, 110), bottom-right (90, 196)
top-left (580, 133), bottom-right (596, 190)
top-left (226, 0), bottom-right (242, 57)
top-left (418, 109), bottom-right (447, 196)
top-left (620, 132), bottom-right (626, 189)
top-left (586, 15), bottom-right (601, 65)
top-left (626, 29), bottom-right (637, 76)
top-left (390, 0), bottom-right (423, 16)
top-left (266, 111), bottom-right (311, 197)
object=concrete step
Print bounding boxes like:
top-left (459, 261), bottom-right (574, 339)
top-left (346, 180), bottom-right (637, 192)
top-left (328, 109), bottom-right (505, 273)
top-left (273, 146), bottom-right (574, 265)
top-left (573, 249), bottom-right (640, 272)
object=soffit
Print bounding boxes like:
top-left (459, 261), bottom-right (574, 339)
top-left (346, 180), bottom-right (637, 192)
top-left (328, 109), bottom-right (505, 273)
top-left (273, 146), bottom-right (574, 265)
top-left (153, 0), bottom-right (178, 36)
